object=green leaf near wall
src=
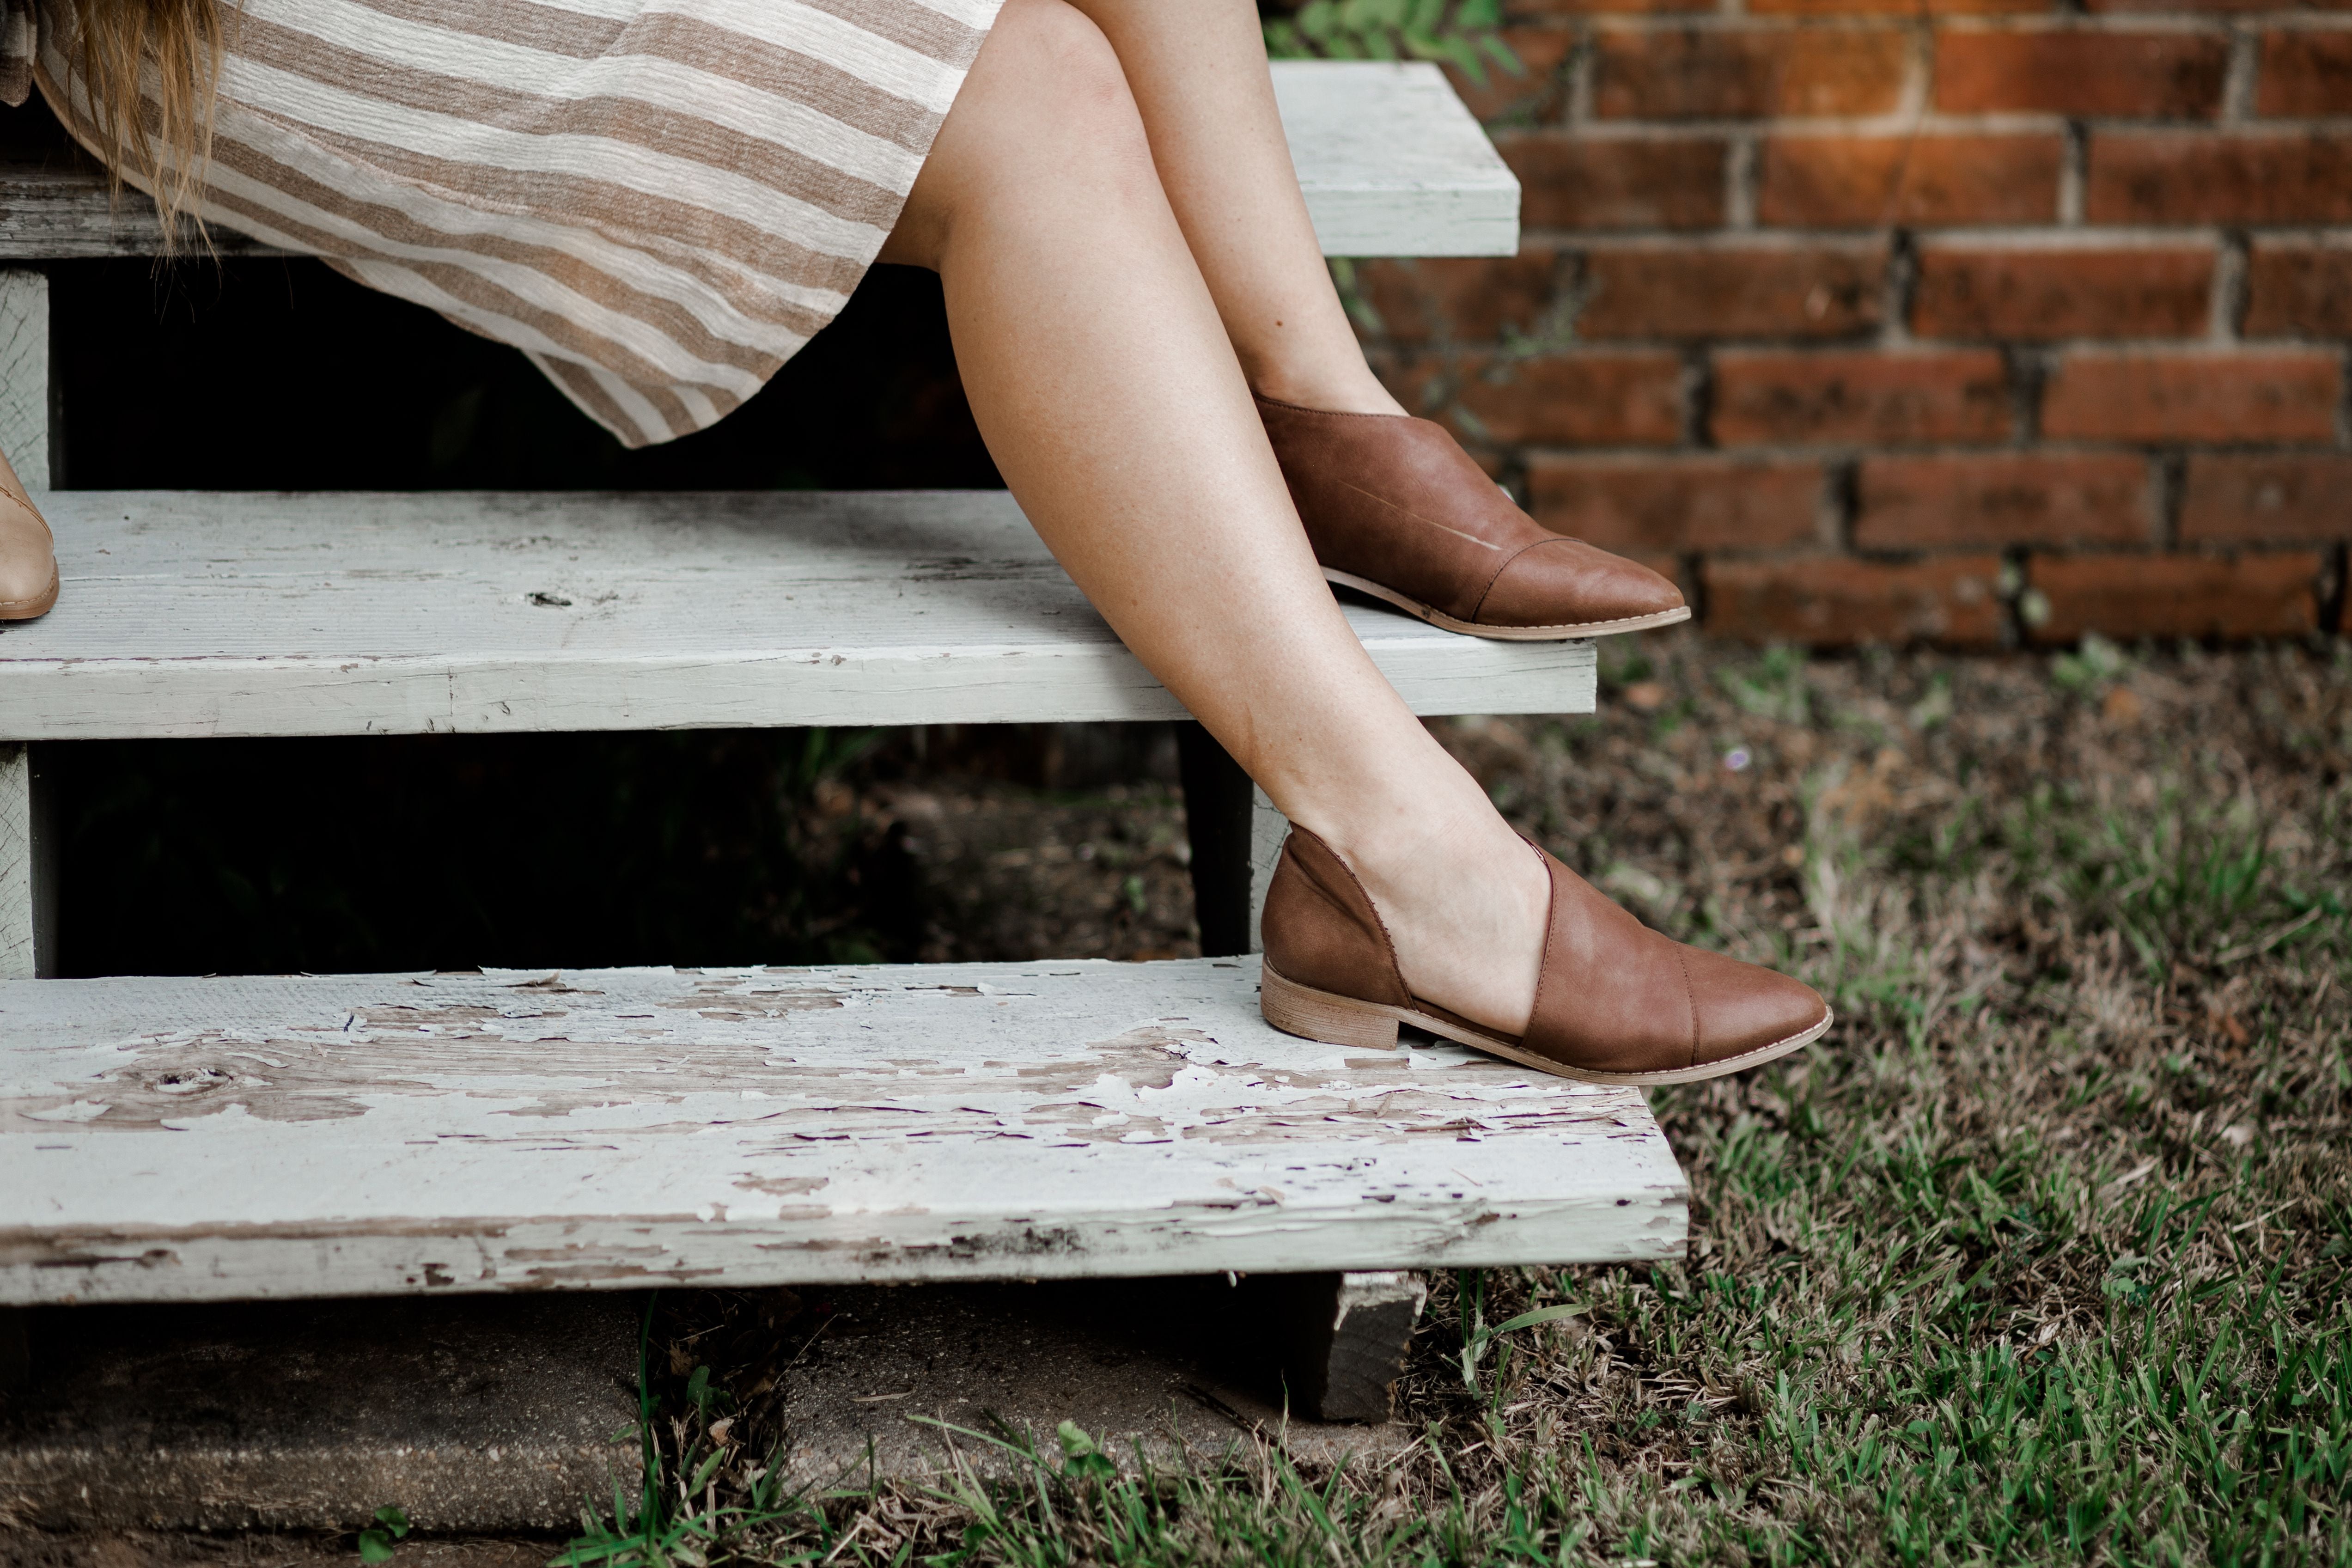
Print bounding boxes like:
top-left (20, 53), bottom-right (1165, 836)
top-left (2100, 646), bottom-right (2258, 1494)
top-left (1264, 0), bottom-right (1518, 85)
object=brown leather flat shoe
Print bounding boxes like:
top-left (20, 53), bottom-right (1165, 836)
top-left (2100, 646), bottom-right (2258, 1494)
top-left (0, 467), bottom-right (58, 622)
top-left (1259, 826), bottom-right (1829, 1085)
top-left (1257, 394), bottom-right (1690, 641)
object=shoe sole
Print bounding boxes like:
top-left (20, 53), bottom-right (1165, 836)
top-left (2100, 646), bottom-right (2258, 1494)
top-left (1260, 961), bottom-right (1831, 1086)
top-left (1324, 569), bottom-right (1693, 642)
top-left (0, 564), bottom-right (58, 622)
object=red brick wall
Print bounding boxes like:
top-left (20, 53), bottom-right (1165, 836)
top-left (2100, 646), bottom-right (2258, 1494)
top-left (1356, 5), bottom-right (2352, 644)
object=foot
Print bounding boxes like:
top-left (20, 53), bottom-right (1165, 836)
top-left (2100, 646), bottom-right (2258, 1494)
top-left (0, 466), bottom-right (57, 622)
top-left (1261, 824), bottom-right (1831, 1084)
top-left (1256, 395), bottom-right (1690, 642)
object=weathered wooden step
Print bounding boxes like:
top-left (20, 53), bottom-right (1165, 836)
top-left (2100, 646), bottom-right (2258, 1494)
top-left (0, 490), bottom-right (1597, 740)
top-left (0, 61), bottom-right (1518, 262)
top-left (0, 958), bottom-right (1686, 1306)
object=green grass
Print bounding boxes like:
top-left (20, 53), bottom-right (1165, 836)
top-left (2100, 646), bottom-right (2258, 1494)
top-left (563, 639), bottom-right (2352, 1568)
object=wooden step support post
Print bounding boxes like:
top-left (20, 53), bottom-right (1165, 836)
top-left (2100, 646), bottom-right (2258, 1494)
top-left (1260, 1271), bottom-right (1429, 1422)
top-left (0, 268), bottom-right (55, 981)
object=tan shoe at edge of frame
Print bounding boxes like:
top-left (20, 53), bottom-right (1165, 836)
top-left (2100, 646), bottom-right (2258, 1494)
top-left (1258, 825), bottom-right (1831, 1086)
top-left (0, 464), bottom-right (58, 622)
top-left (1255, 393), bottom-right (1690, 642)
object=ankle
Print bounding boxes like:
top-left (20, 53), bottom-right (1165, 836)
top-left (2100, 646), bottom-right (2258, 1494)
top-left (1348, 815), bottom-right (1548, 1035)
top-left (1246, 360), bottom-right (1406, 420)
top-left (1307, 801), bottom-right (1530, 927)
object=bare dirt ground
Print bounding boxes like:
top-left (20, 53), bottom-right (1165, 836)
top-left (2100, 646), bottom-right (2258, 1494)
top-left (879, 779), bottom-right (1198, 964)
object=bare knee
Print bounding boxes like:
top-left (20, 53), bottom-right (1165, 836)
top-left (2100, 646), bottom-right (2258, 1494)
top-left (882, 0), bottom-right (1153, 269)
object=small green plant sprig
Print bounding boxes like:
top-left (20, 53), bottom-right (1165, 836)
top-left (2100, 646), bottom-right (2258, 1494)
top-left (1264, 0), bottom-right (1518, 85)
top-left (356, 1506), bottom-right (410, 1563)
top-left (553, 1294), bottom-right (816, 1568)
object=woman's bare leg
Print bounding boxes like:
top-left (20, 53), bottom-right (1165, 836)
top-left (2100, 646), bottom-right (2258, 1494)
top-left (1056, 0), bottom-right (1404, 418)
top-left (882, 0), bottom-right (1543, 1035)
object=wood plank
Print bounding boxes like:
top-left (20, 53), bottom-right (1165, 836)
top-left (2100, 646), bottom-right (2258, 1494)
top-left (0, 490), bottom-right (1597, 739)
top-left (0, 958), bottom-right (1688, 1305)
top-left (0, 63), bottom-right (1516, 262)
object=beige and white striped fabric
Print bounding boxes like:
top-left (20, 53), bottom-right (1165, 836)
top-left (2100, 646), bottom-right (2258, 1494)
top-left (12, 0), bottom-right (1002, 445)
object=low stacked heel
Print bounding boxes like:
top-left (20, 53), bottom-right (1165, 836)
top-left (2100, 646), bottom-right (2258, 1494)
top-left (1259, 964), bottom-right (1401, 1049)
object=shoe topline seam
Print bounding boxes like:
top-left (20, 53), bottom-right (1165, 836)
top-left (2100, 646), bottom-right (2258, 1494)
top-left (1252, 393), bottom-right (1414, 423)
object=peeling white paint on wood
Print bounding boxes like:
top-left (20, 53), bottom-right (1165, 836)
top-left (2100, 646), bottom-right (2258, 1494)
top-left (0, 491), bottom-right (1598, 739)
top-left (0, 64), bottom-right (1517, 261)
top-left (0, 958), bottom-right (1687, 1304)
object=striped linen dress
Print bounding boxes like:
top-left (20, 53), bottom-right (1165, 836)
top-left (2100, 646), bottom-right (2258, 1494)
top-left (5, 0), bottom-right (1003, 445)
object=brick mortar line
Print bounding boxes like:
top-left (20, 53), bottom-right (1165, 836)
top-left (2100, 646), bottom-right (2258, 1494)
top-left (1565, 32), bottom-right (1595, 125)
top-left (2060, 122), bottom-right (2087, 226)
top-left (2212, 231), bottom-right (2249, 341)
top-left (1683, 543), bottom-right (2333, 555)
top-left (2012, 346), bottom-right (2048, 445)
top-left (2222, 25), bottom-right (2261, 123)
top-left (1513, 439), bottom-right (2351, 451)
top-left (1511, 226), bottom-right (2352, 245)
top-left (1494, 6), bottom-right (2352, 22)
top-left (1436, 336), bottom-right (2351, 353)
top-left (1505, 230), bottom-right (2352, 249)
top-left (1540, 15), bottom-right (2292, 32)
top-left (2339, 344), bottom-right (2352, 448)
top-left (1493, 116), bottom-right (2352, 134)
top-left (2153, 451), bottom-right (2184, 549)
top-left (1726, 134), bottom-right (1758, 229)
top-left (1681, 348), bottom-right (1713, 448)
top-left (1512, 442), bottom-right (2347, 456)
top-left (1825, 458), bottom-right (1858, 551)
top-left (1545, 233), bottom-right (1893, 251)
top-left (1882, 230), bottom-right (1919, 350)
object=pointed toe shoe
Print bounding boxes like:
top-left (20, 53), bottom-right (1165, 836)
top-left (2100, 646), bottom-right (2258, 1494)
top-left (1256, 393), bottom-right (1690, 641)
top-left (1257, 826), bottom-right (1830, 1085)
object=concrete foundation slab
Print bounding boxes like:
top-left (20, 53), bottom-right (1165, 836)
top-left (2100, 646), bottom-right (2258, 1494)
top-left (0, 1532), bottom-right (556, 1568)
top-left (0, 1297), bottom-right (640, 1533)
top-left (0, 1279), bottom-right (1415, 1537)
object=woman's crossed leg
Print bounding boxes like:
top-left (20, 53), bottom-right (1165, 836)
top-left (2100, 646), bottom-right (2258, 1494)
top-left (878, 0), bottom-right (1830, 1078)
